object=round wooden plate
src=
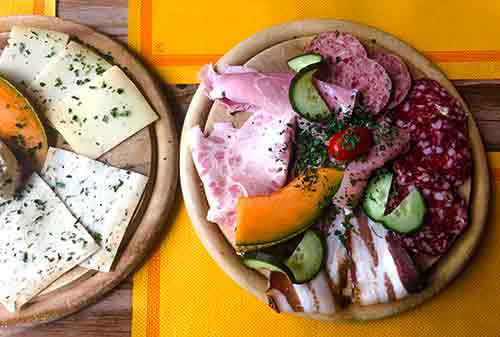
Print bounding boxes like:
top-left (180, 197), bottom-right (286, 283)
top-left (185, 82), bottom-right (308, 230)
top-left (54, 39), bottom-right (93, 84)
top-left (0, 16), bottom-right (178, 326)
top-left (180, 19), bottom-right (490, 320)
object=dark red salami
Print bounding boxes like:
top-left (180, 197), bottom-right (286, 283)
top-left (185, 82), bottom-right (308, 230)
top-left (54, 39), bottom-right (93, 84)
top-left (399, 187), bottom-right (468, 256)
top-left (306, 31), bottom-right (367, 63)
top-left (389, 78), bottom-right (471, 256)
top-left (395, 79), bottom-right (467, 134)
top-left (371, 52), bottom-right (411, 109)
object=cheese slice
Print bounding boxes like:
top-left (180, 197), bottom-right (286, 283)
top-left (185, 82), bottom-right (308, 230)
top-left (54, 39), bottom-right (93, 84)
top-left (0, 173), bottom-right (98, 312)
top-left (46, 65), bottom-right (158, 158)
top-left (0, 26), bottom-right (69, 87)
top-left (28, 41), bottom-right (112, 115)
top-left (41, 147), bottom-right (149, 272)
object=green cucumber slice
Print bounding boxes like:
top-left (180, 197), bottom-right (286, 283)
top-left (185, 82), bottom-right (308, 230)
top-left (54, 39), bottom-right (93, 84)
top-left (284, 230), bottom-right (325, 284)
top-left (287, 53), bottom-right (323, 72)
top-left (382, 189), bottom-right (426, 234)
top-left (289, 63), bottom-right (331, 121)
top-left (363, 172), bottom-right (393, 221)
top-left (242, 252), bottom-right (295, 281)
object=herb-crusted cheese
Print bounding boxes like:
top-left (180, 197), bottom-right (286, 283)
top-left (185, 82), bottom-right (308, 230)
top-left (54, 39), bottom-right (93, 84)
top-left (0, 26), bottom-right (69, 87)
top-left (28, 41), bottom-right (112, 116)
top-left (41, 147), bottom-right (149, 272)
top-left (46, 65), bottom-right (158, 158)
top-left (0, 173), bottom-right (98, 312)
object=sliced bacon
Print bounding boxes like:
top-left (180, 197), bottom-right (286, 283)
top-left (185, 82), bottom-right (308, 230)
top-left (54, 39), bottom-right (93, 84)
top-left (348, 210), bottom-right (420, 305)
top-left (199, 64), bottom-right (358, 119)
top-left (333, 122), bottom-right (410, 208)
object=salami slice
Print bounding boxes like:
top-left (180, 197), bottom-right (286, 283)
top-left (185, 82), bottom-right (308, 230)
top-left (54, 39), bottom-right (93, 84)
top-left (306, 31), bottom-right (367, 63)
top-left (371, 52), bottom-right (411, 109)
top-left (395, 79), bottom-right (467, 134)
top-left (399, 187), bottom-right (468, 256)
top-left (331, 56), bottom-right (392, 113)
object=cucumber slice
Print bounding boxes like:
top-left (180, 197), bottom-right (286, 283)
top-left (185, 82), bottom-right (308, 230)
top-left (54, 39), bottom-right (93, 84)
top-left (242, 252), bottom-right (295, 281)
top-left (284, 230), bottom-right (325, 284)
top-left (382, 189), bottom-right (426, 234)
top-left (363, 172), bottom-right (393, 221)
top-left (287, 53), bottom-right (323, 72)
top-left (289, 63), bottom-right (331, 121)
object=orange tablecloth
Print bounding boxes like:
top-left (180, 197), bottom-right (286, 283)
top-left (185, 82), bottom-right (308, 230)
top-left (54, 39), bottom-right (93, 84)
top-left (0, 0), bottom-right (55, 17)
top-left (129, 0), bottom-right (500, 83)
top-left (129, 2), bottom-right (500, 336)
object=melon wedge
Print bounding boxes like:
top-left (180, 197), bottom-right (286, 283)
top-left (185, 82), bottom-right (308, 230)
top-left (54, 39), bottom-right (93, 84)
top-left (235, 168), bottom-right (343, 251)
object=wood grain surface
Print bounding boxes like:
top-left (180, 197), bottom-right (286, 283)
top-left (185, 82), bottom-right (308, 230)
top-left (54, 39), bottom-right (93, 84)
top-left (1, 0), bottom-right (500, 336)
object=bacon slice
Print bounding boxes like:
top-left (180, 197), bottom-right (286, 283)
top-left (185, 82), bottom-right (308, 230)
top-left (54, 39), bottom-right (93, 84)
top-left (199, 64), bottom-right (358, 118)
top-left (333, 122), bottom-right (410, 208)
top-left (348, 210), bottom-right (420, 305)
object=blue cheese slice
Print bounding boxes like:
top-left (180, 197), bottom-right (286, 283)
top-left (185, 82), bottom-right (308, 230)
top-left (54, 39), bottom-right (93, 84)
top-left (46, 65), bottom-right (158, 159)
top-left (0, 173), bottom-right (98, 312)
top-left (28, 41), bottom-right (112, 115)
top-left (41, 147), bottom-right (149, 272)
top-left (0, 26), bottom-right (69, 87)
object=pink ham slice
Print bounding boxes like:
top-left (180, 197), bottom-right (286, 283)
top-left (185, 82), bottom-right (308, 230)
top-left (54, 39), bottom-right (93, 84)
top-left (199, 64), bottom-right (358, 119)
top-left (348, 210), bottom-right (420, 305)
top-left (188, 110), bottom-right (294, 244)
top-left (333, 121), bottom-right (410, 208)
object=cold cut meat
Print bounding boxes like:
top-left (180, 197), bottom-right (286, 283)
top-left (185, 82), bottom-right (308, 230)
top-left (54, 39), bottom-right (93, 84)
top-left (370, 51), bottom-right (411, 109)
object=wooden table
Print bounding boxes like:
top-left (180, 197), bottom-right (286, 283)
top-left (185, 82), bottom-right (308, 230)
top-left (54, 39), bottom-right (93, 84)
top-left (2, 1), bottom-right (499, 336)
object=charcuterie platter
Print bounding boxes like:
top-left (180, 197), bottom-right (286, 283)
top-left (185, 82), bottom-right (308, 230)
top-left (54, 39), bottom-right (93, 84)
top-left (0, 16), bottom-right (178, 326)
top-left (180, 19), bottom-right (489, 320)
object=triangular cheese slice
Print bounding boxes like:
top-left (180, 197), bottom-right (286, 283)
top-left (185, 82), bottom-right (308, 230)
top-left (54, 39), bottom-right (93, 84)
top-left (0, 173), bottom-right (98, 312)
top-left (41, 147), bottom-right (149, 272)
top-left (0, 26), bottom-right (69, 87)
top-left (28, 41), bottom-right (112, 115)
top-left (46, 65), bottom-right (158, 158)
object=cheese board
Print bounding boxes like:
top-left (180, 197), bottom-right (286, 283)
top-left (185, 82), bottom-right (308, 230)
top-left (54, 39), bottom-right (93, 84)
top-left (180, 19), bottom-right (489, 320)
top-left (0, 16), bottom-right (178, 326)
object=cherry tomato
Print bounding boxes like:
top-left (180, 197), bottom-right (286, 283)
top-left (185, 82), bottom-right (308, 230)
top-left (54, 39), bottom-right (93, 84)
top-left (328, 127), bottom-right (373, 161)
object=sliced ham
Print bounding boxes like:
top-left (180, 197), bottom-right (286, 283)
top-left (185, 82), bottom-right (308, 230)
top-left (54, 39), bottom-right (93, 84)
top-left (199, 64), bottom-right (358, 119)
top-left (188, 110), bottom-right (294, 243)
top-left (314, 80), bottom-right (358, 120)
top-left (348, 210), bottom-right (420, 305)
top-left (333, 121), bottom-right (410, 208)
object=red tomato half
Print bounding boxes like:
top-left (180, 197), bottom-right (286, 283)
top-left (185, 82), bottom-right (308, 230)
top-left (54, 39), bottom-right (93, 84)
top-left (328, 127), bottom-right (373, 161)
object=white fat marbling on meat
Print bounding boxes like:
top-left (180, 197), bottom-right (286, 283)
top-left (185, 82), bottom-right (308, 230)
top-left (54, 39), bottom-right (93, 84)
top-left (349, 211), bottom-right (409, 305)
top-left (267, 289), bottom-right (294, 313)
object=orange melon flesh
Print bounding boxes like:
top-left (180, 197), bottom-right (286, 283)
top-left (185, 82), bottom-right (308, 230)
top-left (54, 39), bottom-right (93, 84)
top-left (0, 77), bottom-right (48, 173)
top-left (235, 168), bottom-right (343, 249)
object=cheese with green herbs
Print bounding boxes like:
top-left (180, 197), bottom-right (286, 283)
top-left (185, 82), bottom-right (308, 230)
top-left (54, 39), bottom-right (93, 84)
top-left (46, 65), bottom-right (158, 158)
top-left (0, 26), bottom-right (69, 87)
top-left (0, 173), bottom-right (98, 312)
top-left (28, 41), bottom-right (112, 115)
top-left (41, 147), bottom-right (148, 272)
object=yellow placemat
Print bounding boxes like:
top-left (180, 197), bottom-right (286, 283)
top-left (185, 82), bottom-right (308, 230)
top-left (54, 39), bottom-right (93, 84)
top-left (0, 0), bottom-right (55, 17)
top-left (129, 0), bottom-right (500, 83)
top-left (132, 153), bottom-right (499, 337)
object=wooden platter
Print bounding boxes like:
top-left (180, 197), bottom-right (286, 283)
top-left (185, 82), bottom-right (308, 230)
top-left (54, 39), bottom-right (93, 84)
top-left (180, 19), bottom-right (490, 320)
top-left (0, 16), bottom-right (178, 326)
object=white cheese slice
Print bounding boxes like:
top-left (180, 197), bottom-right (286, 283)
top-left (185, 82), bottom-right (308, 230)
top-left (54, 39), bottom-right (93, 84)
top-left (0, 26), bottom-right (69, 87)
top-left (46, 65), bottom-right (158, 158)
top-left (0, 173), bottom-right (98, 312)
top-left (41, 147), bottom-right (149, 272)
top-left (28, 41), bottom-right (112, 115)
